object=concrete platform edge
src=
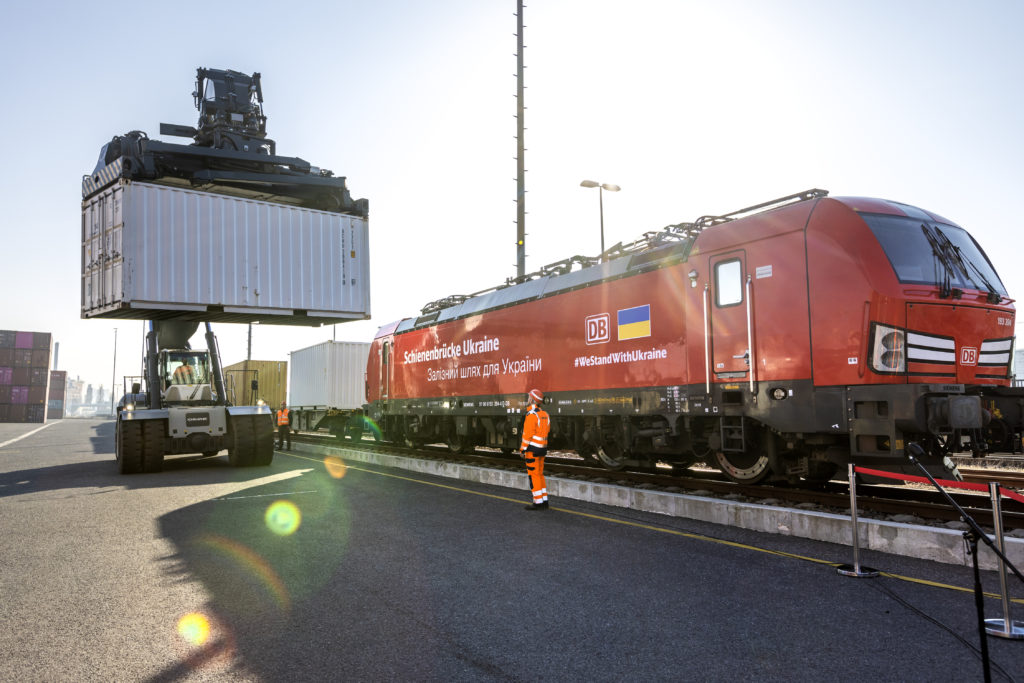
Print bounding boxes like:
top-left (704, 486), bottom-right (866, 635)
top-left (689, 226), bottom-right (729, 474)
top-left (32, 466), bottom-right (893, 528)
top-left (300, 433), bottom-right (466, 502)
top-left (323, 446), bottom-right (1023, 571)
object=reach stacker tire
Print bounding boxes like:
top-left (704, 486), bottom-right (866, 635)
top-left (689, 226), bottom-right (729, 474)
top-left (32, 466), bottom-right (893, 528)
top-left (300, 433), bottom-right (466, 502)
top-left (141, 420), bottom-right (165, 473)
top-left (116, 420), bottom-right (143, 474)
top-left (229, 414), bottom-right (275, 467)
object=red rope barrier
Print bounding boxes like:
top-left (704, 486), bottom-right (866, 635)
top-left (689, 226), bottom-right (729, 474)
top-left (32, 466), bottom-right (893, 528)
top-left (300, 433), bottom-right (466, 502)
top-left (853, 466), bottom-right (1024, 505)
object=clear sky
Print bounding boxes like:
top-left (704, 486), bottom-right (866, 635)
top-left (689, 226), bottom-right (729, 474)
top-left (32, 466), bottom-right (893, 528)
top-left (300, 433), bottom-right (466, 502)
top-left (1, 0), bottom-right (1022, 398)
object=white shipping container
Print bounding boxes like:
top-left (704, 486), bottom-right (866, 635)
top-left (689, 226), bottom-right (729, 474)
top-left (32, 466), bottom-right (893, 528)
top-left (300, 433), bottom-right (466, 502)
top-left (81, 180), bottom-right (370, 325)
top-left (289, 341), bottom-right (371, 409)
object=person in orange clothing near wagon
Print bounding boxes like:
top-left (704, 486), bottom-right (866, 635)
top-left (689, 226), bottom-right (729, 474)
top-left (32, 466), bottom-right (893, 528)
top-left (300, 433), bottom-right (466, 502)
top-left (520, 388), bottom-right (551, 510)
top-left (275, 401), bottom-right (292, 450)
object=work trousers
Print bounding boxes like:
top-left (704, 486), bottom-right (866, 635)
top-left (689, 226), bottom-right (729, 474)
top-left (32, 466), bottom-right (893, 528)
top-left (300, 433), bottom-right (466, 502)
top-left (523, 445), bottom-right (548, 504)
top-left (276, 425), bottom-right (291, 449)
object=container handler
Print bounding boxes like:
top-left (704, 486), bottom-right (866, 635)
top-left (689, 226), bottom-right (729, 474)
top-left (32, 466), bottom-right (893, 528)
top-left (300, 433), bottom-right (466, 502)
top-left (84, 68), bottom-right (370, 473)
top-left (116, 321), bottom-right (273, 473)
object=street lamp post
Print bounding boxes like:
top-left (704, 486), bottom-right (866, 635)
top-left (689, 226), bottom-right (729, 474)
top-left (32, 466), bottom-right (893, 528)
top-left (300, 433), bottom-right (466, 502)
top-left (110, 327), bottom-right (118, 417)
top-left (580, 180), bottom-right (620, 257)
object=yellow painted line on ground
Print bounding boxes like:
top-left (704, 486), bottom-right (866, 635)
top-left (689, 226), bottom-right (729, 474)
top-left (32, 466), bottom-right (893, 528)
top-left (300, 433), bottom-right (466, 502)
top-left (282, 450), bottom-right (1024, 605)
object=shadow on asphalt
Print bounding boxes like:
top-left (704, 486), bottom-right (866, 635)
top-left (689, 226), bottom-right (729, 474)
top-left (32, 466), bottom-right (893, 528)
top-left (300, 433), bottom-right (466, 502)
top-left (149, 465), bottom-right (356, 682)
top-left (90, 420), bottom-right (115, 453)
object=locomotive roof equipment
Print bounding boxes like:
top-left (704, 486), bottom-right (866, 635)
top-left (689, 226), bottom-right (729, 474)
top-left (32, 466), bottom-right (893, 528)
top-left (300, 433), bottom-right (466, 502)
top-left (421, 189), bottom-right (828, 315)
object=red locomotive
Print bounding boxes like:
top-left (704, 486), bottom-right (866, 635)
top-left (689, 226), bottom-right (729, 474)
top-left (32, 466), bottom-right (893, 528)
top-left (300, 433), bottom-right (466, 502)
top-left (365, 190), bottom-right (1020, 483)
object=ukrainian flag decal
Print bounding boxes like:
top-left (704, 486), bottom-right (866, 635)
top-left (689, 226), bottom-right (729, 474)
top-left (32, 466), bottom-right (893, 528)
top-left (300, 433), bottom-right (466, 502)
top-left (617, 304), bottom-right (651, 341)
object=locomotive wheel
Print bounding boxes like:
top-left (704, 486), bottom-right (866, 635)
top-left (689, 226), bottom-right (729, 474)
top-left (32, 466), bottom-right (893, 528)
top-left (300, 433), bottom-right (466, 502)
top-left (447, 434), bottom-right (470, 455)
top-left (141, 420), bottom-right (165, 473)
top-left (714, 449), bottom-right (770, 484)
top-left (347, 422), bottom-right (364, 442)
top-left (593, 442), bottom-right (627, 471)
top-left (116, 420), bottom-right (143, 474)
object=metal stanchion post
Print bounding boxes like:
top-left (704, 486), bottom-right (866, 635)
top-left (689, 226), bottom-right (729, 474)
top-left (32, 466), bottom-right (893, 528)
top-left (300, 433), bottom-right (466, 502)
top-left (837, 463), bottom-right (879, 578)
top-left (984, 482), bottom-right (1024, 639)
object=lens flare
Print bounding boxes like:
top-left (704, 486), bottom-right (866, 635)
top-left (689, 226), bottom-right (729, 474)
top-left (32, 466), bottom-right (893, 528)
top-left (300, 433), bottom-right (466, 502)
top-left (198, 534), bottom-right (290, 610)
top-left (177, 612), bottom-right (211, 646)
top-left (324, 455), bottom-right (347, 479)
top-left (362, 416), bottom-right (382, 440)
top-left (265, 500), bottom-right (301, 536)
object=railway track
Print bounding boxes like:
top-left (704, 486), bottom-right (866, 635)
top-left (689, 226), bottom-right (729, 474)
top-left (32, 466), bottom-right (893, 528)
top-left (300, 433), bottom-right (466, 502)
top-left (960, 467), bottom-right (1024, 488)
top-left (287, 431), bottom-right (1024, 530)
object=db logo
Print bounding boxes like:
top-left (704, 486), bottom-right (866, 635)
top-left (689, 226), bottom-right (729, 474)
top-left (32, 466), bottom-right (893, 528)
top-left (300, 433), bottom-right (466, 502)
top-left (960, 346), bottom-right (978, 366)
top-left (585, 313), bottom-right (610, 345)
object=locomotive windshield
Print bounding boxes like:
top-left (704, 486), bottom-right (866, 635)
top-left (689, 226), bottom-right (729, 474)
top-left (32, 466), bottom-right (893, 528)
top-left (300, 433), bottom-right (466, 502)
top-left (863, 214), bottom-right (1007, 297)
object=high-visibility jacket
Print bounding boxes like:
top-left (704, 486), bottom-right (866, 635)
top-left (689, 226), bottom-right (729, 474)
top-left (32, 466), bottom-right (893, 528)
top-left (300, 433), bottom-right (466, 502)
top-left (520, 404), bottom-right (550, 451)
top-left (276, 409), bottom-right (290, 426)
top-left (172, 365), bottom-right (196, 384)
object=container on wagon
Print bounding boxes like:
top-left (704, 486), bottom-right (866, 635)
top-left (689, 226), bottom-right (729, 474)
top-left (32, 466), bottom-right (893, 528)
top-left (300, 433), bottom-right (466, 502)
top-left (287, 341), bottom-right (371, 434)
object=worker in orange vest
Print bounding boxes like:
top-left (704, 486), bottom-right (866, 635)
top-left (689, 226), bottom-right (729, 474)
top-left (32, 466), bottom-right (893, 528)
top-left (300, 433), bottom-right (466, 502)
top-left (275, 401), bottom-right (292, 450)
top-left (520, 388), bottom-right (551, 510)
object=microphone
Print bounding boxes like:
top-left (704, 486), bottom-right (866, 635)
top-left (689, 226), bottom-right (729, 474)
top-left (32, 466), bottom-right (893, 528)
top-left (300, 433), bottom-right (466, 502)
top-left (905, 441), bottom-right (925, 464)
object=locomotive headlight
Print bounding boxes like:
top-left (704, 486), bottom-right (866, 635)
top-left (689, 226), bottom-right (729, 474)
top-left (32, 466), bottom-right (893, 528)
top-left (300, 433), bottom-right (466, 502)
top-left (770, 388), bottom-right (788, 400)
top-left (870, 323), bottom-right (906, 373)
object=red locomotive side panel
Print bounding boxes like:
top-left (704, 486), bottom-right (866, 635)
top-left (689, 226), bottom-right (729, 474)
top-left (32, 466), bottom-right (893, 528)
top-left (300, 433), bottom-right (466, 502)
top-left (387, 266), bottom-right (690, 400)
top-left (369, 199), bottom-right (823, 406)
top-left (804, 198), bottom-right (906, 387)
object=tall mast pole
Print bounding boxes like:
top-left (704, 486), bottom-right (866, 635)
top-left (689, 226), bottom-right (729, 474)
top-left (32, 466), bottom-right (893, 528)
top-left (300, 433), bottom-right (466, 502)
top-left (515, 0), bottom-right (526, 280)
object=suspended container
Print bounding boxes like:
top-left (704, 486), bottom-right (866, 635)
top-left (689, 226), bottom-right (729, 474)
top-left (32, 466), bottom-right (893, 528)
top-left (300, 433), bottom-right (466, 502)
top-left (81, 181), bottom-right (370, 326)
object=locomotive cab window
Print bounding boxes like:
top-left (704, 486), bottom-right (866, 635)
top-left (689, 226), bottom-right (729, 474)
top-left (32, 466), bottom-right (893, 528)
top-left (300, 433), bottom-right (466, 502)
top-left (863, 214), bottom-right (1007, 296)
top-left (715, 259), bottom-right (743, 307)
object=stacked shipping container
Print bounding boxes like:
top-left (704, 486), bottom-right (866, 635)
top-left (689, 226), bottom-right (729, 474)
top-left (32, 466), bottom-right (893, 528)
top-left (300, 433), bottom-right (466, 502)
top-left (48, 370), bottom-right (68, 419)
top-left (0, 330), bottom-right (52, 423)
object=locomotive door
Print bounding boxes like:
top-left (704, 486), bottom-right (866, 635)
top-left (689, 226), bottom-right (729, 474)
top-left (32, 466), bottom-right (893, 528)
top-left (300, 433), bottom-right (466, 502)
top-left (708, 253), bottom-right (751, 380)
top-left (380, 340), bottom-right (391, 400)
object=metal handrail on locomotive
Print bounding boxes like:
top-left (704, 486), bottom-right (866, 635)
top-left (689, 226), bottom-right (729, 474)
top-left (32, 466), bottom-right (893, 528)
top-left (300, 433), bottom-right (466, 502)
top-left (364, 189), bottom-right (1022, 484)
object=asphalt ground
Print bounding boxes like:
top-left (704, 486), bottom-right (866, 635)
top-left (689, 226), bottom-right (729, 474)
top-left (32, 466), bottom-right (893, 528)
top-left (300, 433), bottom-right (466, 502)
top-left (1, 419), bottom-right (1023, 681)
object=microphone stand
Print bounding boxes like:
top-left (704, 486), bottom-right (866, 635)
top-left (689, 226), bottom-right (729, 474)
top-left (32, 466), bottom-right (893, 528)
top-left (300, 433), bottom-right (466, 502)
top-left (905, 442), bottom-right (1024, 683)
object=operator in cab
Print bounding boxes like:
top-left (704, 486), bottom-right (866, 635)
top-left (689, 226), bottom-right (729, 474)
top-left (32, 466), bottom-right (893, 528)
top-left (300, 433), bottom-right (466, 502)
top-left (172, 357), bottom-right (197, 385)
top-left (520, 388), bottom-right (551, 510)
